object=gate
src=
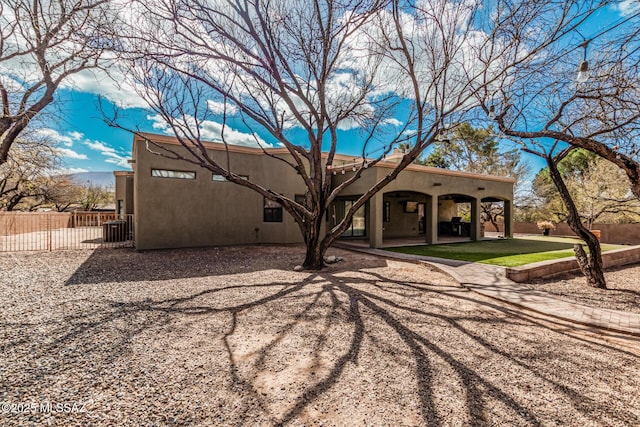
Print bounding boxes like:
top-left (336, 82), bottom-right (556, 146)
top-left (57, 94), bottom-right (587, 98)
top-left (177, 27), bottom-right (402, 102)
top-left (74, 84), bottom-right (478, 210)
top-left (0, 212), bottom-right (134, 252)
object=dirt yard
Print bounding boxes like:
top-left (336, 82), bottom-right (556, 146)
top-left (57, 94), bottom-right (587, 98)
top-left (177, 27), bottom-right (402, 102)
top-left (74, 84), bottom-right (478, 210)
top-left (1, 246), bottom-right (639, 426)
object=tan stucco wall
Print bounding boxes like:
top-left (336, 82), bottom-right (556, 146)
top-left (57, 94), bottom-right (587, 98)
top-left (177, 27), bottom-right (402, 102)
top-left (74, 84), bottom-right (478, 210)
top-left (382, 192), bottom-right (427, 238)
top-left (330, 162), bottom-right (513, 201)
top-left (133, 139), bottom-right (308, 250)
top-left (114, 173), bottom-right (134, 216)
top-left (130, 134), bottom-right (514, 250)
top-left (330, 161), bottom-right (514, 246)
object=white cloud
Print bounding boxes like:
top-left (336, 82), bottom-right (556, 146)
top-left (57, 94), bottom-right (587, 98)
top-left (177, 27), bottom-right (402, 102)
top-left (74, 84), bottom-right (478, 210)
top-left (62, 67), bottom-right (150, 109)
top-left (615, 0), bottom-right (640, 15)
top-left (0, 74), bottom-right (23, 91)
top-left (34, 128), bottom-right (83, 147)
top-left (68, 131), bottom-right (84, 140)
top-left (52, 167), bottom-right (90, 175)
top-left (104, 157), bottom-right (131, 168)
top-left (148, 114), bottom-right (271, 148)
top-left (84, 140), bottom-right (117, 154)
top-left (84, 139), bottom-right (131, 168)
top-left (55, 147), bottom-right (88, 160)
top-left (149, 115), bottom-right (170, 131)
top-left (207, 100), bottom-right (238, 115)
top-left (382, 118), bottom-right (403, 127)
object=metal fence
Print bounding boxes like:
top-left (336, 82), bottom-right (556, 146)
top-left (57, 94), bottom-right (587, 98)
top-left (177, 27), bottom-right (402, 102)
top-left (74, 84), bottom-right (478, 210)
top-left (0, 212), bottom-right (134, 252)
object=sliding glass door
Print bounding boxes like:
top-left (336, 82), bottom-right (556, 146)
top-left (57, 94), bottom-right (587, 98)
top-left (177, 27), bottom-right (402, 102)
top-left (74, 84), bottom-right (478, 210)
top-left (333, 199), bottom-right (366, 237)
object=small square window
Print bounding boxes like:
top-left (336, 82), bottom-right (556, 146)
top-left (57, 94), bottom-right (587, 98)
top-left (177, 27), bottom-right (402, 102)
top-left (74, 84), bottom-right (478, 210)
top-left (264, 198), bottom-right (283, 222)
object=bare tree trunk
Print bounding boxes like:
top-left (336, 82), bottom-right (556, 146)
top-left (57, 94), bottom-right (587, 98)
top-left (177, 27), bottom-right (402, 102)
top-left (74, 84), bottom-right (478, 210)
top-left (481, 202), bottom-right (502, 233)
top-left (489, 217), bottom-right (500, 233)
top-left (572, 243), bottom-right (605, 288)
top-left (547, 155), bottom-right (606, 289)
top-left (300, 216), bottom-right (326, 270)
top-left (303, 243), bottom-right (326, 270)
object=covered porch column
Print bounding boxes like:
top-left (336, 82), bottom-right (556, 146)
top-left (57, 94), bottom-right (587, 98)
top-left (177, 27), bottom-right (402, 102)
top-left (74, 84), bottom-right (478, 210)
top-left (470, 197), bottom-right (482, 241)
top-left (503, 199), bottom-right (513, 238)
top-left (426, 195), bottom-right (438, 244)
top-left (369, 192), bottom-right (383, 248)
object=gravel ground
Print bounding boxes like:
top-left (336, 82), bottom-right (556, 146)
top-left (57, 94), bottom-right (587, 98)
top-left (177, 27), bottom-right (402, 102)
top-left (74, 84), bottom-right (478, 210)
top-left (530, 264), bottom-right (640, 314)
top-left (1, 245), bottom-right (639, 426)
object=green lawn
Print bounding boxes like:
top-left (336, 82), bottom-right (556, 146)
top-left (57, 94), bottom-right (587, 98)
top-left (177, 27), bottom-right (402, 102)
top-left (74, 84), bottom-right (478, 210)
top-left (385, 236), bottom-right (625, 267)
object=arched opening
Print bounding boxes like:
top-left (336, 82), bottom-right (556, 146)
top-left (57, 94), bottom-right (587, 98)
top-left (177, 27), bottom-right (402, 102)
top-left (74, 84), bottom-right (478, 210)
top-left (437, 194), bottom-right (474, 242)
top-left (481, 196), bottom-right (512, 238)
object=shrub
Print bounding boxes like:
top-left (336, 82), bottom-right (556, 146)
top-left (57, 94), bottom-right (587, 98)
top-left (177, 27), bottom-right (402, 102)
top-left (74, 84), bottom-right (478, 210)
top-left (536, 220), bottom-right (556, 230)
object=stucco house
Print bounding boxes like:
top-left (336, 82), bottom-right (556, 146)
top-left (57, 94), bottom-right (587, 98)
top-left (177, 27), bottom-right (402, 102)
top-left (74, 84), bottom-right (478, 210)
top-left (115, 133), bottom-right (514, 250)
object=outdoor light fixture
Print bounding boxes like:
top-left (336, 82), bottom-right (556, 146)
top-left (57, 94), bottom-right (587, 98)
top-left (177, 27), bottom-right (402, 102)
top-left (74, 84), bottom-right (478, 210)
top-left (576, 39), bottom-right (591, 83)
top-left (341, 169), bottom-right (345, 174)
top-left (488, 105), bottom-right (496, 120)
top-left (577, 60), bottom-right (589, 83)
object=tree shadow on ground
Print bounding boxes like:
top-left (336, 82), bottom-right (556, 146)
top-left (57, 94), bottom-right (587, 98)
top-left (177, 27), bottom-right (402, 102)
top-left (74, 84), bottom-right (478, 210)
top-left (64, 245), bottom-right (334, 285)
top-left (4, 250), bottom-right (640, 425)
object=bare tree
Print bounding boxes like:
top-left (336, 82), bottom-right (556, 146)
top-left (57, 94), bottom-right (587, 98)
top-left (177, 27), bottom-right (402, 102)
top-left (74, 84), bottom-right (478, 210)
top-left (42, 175), bottom-right (84, 211)
top-left (524, 142), bottom-right (607, 288)
top-left (481, 2), bottom-right (640, 198)
top-left (0, 0), bottom-right (112, 164)
top-left (76, 183), bottom-right (112, 211)
top-left (110, 0), bottom-right (606, 268)
top-left (0, 139), bottom-right (57, 210)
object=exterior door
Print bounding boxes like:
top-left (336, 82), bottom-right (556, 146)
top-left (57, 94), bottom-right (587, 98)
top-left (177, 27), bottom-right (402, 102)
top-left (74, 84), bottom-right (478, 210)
top-left (338, 200), bottom-right (366, 237)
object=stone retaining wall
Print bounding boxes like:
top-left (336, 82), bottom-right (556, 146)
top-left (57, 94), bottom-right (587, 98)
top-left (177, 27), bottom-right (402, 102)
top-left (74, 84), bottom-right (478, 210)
top-left (506, 245), bottom-right (640, 282)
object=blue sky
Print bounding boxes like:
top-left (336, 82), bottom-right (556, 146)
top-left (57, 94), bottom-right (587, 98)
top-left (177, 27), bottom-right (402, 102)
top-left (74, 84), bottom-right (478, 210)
top-left (32, 1), bottom-right (636, 178)
top-left (38, 89), bottom-right (149, 173)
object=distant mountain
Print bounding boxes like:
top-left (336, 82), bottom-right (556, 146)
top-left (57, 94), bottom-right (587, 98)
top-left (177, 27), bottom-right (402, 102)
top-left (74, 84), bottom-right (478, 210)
top-left (69, 172), bottom-right (116, 189)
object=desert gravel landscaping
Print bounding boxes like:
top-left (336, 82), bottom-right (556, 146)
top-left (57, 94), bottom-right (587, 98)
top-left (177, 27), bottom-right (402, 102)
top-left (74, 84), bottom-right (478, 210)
top-left (531, 264), bottom-right (640, 314)
top-left (1, 245), bottom-right (640, 426)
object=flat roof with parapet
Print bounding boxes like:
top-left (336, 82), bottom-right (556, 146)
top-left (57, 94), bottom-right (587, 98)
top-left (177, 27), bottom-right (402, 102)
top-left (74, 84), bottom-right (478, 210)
top-left (131, 132), bottom-right (515, 184)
